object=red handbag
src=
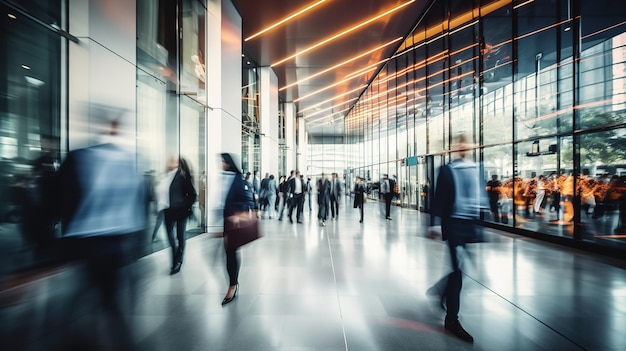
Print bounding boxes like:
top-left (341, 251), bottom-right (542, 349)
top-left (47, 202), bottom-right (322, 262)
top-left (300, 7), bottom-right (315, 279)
top-left (224, 212), bottom-right (261, 249)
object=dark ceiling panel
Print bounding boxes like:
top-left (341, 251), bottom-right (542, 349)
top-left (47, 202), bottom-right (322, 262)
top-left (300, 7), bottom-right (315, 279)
top-left (233, 0), bottom-right (432, 136)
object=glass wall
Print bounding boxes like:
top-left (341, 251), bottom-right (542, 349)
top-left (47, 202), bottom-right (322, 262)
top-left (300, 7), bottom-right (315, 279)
top-left (345, 0), bottom-right (626, 252)
top-left (137, 0), bottom-right (207, 253)
top-left (0, 0), bottom-right (63, 277)
top-left (242, 59), bottom-right (260, 176)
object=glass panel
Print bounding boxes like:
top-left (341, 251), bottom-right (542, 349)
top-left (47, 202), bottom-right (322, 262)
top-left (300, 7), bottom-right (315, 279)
top-left (514, 137), bottom-right (564, 234)
top-left (0, 1), bottom-right (62, 274)
top-left (483, 6), bottom-right (513, 145)
top-left (449, 25), bottom-right (476, 137)
top-left (180, 0), bottom-right (206, 104)
top-left (180, 96), bottom-right (205, 232)
top-left (515, 0), bottom-right (559, 140)
top-left (578, 34), bottom-right (626, 130)
top-left (426, 37), bottom-right (446, 153)
top-left (483, 144), bottom-right (513, 226)
top-left (578, 128), bottom-right (626, 249)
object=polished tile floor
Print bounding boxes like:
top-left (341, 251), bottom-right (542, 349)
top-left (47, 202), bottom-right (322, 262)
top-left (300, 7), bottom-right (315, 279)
top-left (3, 200), bottom-right (626, 350)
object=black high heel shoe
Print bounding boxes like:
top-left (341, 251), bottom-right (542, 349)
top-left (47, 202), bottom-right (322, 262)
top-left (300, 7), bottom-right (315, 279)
top-left (221, 284), bottom-right (238, 306)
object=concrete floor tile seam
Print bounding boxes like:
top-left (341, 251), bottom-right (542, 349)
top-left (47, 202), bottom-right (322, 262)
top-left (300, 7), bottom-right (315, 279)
top-left (323, 219), bottom-right (351, 351)
top-left (461, 272), bottom-right (588, 351)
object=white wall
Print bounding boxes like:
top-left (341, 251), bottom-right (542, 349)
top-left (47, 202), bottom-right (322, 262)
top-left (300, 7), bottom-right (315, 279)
top-left (68, 0), bottom-right (137, 151)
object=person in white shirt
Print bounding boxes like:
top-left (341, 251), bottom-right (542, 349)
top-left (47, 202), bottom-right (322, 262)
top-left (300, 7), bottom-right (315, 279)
top-left (287, 171), bottom-right (306, 223)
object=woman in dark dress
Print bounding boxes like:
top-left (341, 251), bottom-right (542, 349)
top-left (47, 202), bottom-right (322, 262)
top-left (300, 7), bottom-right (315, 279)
top-left (220, 153), bottom-right (254, 305)
top-left (165, 156), bottom-right (196, 275)
top-left (353, 176), bottom-right (366, 223)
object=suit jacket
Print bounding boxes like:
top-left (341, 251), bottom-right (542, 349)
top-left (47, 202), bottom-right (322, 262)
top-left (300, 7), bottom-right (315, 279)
top-left (389, 179), bottom-right (398, 195)
top-left (169, 168), bottom-right (197, 213)
top-left (224, 172), bottom-right (254, 218)
top-left (431, 158), bottom-right (487, 244)
top-left (58, 143), bottom-right (147, 237)
top-left (331, 178), bottom-right (342, 198)
top-left (353, 183), bottom-right (365, 208)
top-left (287, 176), bottom-right (306, 196)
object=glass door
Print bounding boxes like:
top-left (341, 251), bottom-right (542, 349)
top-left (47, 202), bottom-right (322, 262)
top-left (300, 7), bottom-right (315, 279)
top-left (408, 164), bottom-right (418, 209)
top-left (422, 155), bottom-right (444, 213)
top-left (180, 96), bottom-right (206, 233)
top-left (398, 160), bottom-right (408, 207)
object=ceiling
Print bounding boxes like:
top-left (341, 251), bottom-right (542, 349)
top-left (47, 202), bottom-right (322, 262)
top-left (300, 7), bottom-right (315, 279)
top-left (232, 0), bottom-right (434, 137)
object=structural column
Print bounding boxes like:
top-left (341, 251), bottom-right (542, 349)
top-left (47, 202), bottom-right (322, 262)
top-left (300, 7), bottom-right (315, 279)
top-left (205, 0), bottom-right (243, 232)
top-left (284, 102), bottom-right (297, 173)
top-left (259, 67), bottom-right (279, 178)
top-left (297, 118), bottom-right (308, 175)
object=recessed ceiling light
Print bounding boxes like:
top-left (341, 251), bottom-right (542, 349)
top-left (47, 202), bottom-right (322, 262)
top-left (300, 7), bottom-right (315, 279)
top-left (8, 13), bottom-right (16, 19)
top-left (21, 64), bottom-right (30, 70)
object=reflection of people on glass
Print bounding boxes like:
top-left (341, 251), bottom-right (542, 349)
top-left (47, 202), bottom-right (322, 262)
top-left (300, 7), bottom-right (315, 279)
top-left (220, 153), bottom-right (254, 305)
top-left (21, 136), bottom-right (59, 261)
top-left (151, 170), bottom-right (168, 242)
top-left (163, 156), bottom-right (197, 275)
top-left (486, 175), bottom-right (501, 222)
top-left (534, 175), bottom-right (546, 215)
top-left (428, 133), bottom-right (487, 343)
top-left (607, 176), bottom-right (626, 233)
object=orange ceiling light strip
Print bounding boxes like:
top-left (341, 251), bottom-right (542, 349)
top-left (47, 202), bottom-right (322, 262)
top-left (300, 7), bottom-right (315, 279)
top-left (307, 107), bottom-right (351, 124)
top-left (513, 0), bottom-right (534, 10)
top-left (245, 0), bottom-right (327, 41)
top-left (299, 85), bottom-right (368, 113)
top-left (280, 37), bottom-right (402, 91)
top-left (375, 49), bottom-right (448, 86)
top-left (305, 97), bottom-right (360, 118)
top-left (345, 63), bottom-right (384, 79)
top-left (271, 0), bottom-right (416, 67)
top-left (293, 73), bottom-right (365, 102)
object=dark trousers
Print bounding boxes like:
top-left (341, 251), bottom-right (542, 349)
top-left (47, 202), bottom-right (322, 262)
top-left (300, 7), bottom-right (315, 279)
top-left (384, 193), bottom-right (394, 218)
top-left (318, 195), bottom-right (329, 220)
top-left (330, 194), bottom-right (339, 218)
top-left (429, 243), bottom-right (463, 321)
top-left (151, 210), bottom-right (164, 241)
top-left (445, 243), bottom-right (462, 320)
top-left (289, 194), bottom-right (304, 221)
top-left (165, 208), bottom-right (187, 267)
top-left (61, 234), bottom-right (138, 349)
top-left (225, 248), bottom-right (240, 286)
top-left (357, 203), bottom-right (364, 222)
top-left (489, 197), bottom-right (499, 222)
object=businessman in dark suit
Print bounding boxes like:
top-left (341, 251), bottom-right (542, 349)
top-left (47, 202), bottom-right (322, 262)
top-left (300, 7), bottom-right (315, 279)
top-left (381, 174), bottom-right (396, 220)
top-left (287, 170), bottom-right (306, 223)
top-left (58, 113), bottom-right (147, 348)
top-left (330, 172), bottom-right (342, 220)
top-left (428, 134), bottom-right (487, 343)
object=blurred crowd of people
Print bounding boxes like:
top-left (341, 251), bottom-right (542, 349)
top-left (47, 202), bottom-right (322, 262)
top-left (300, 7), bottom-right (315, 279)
top-left (485, 172), bottom-right (626, 231)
